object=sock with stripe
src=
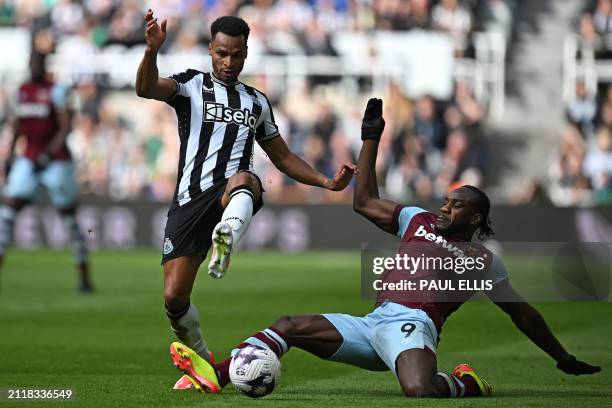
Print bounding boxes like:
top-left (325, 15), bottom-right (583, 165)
top-left (166, 302), bottom-right (211, 362)
top-left (221, 188), bottom-right (253, 245)
top-left (61, 213), bottom-right (88, 266)
top-left (437, 371), bottom-right (480, 397)
top-left (214, 327), bottom-right (290, 388)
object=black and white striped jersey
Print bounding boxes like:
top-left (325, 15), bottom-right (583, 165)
top-left (165, 70), bottom-right (279, 206)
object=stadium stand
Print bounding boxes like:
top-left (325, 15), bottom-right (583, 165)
top-left (0, 0), bottom-right (516, 204)
top-left (554, 0), bottom-right (612, 205)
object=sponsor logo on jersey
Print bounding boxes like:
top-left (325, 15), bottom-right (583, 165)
top-left (15, 103), bottom-right (50, 118)
top-left (163, 237), bottom-right (174, 255)
top-left (204, 102), bottom-right (258, 130)
top-left (202, 84), bottom-right (214, 93)
top-left (414, 224), bottom-right (466, 258)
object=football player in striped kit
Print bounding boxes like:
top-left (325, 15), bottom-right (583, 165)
top-left (136, 10), bottom-right (356, 389)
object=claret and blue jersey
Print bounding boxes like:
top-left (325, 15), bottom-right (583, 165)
top-left (376, 205), bottom-right (509, 332)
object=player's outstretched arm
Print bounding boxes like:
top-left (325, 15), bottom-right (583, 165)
top-left (260, 136), bottom-right (356, 191)
top-left (488, 280), bottom-right (601, 376)
top-left (135, 9), bottom-right (177, 100)
top-left (353, 98), bottom-right (398, 234)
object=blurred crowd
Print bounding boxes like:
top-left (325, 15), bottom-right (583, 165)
top-left (255, 78), bottom-right (489, 204)
top-left (0, 0), bottom-right (515, 55)
top-left (548, 80), bottom-right (612, 206)
top-left (0, 0), bottom-right (517, 204)
top-left (578, 0), bottom-right (612, 59)
top-left (547, 0), bottom-right (612, 206)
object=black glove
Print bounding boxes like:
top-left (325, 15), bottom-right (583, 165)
top-left (556, 355), bottom-right (601, 376)
top-left (33, 153), bottom-right (50, 173)
top-left (361, 98), bottom-right (385, 141)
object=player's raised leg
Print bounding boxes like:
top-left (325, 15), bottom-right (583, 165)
top-left (208, 171), bottom-right (262, 279)
top-left (396, 349), bottom-right (491, 398)
top-left (164, 254), bottom-right (212, 362)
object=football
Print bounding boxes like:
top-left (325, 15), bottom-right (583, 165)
top-left (229, 345), bottom-right (281, 398)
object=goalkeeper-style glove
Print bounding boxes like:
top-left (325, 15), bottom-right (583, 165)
top-left (361, 98), bottom-right (385, 141)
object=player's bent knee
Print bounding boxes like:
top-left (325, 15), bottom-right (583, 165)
top-left (164, 289), bottom-right (190, 313)
top-left (228, 172), bottom-right (262, 196)
top-left (273, 315), bottom-right (318, 338)
top-left (272, 316), bottom-right (308, 335)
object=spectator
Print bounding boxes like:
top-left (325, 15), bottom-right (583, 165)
top-left (107, 0), bottom-right (143, 47)
top-left (373, 0), bottom-right (412, 31)
top-left (413, 95), bottom-right (445, 151)
top-left (407, 0), bottom-right (431, 30)
top-left (579, 13), bottom-right (607, 58)
top-left (548, 126), bottom-right (593, 206)
top-left (51, 0), bottom-right (83, 36)
top-left (584, 127), bottom-right (612, 194)
top-left (592, 0), bottom-right (612, 35)
top-left (481, 0), bottom-right (513, 41)
top-left (432, 0), bottom-right (473, 55)
top-left (567, 80), bottom-right (596, 138)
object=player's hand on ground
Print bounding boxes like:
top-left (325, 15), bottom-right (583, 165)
top-left (361, 98), bottom-right (385, 141)
top-left (144, 9), bottom-right (167, 53)
top-left (556, 354), bottom-right (601, 375)
top-left (325, 163), bottom-right (358, 191)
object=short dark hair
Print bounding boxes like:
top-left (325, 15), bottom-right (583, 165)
top-left (462, 185), bottom-right (494, 240)
top-left (210, 16), bottom-right (250, 42)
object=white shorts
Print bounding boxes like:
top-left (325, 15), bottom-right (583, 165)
top-left (323, 301), bottom-right (438, 373)
top-left (4, 157), bottom-right (78, 209)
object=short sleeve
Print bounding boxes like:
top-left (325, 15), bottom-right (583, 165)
top-left (393, 205), bottom-right (426, 238)
top-left (50, 84), bottom-right (68, 109)
top-left (165, 69), bottom-right (200, 106)
top-left (255, 92), bottom-right (280, 143)
top-left (485, 255), bottom-right (509, 286)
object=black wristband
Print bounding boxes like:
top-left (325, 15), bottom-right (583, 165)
top-left (361, 131), bottom-right (382, 141)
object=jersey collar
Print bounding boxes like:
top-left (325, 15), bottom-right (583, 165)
top-left (211, 73), bottom-right (240, 87)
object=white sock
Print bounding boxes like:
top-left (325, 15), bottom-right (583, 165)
top-left (0, 206), bottom-right (16, 257)
top-left (62, 214), bottom-right (88, 265)
top-left (221, 189), bottom-right (254, 245)
top-left (168, 303), bottom-right (211, 362)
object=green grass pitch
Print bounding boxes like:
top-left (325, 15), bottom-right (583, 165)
top-left (0, 250), bottom-right (610, 407)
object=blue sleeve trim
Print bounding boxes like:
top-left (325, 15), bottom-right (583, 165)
top-left (51, 84), bottom-right (68, 109)
top-left (397, 207), bottom-right (426, 238)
